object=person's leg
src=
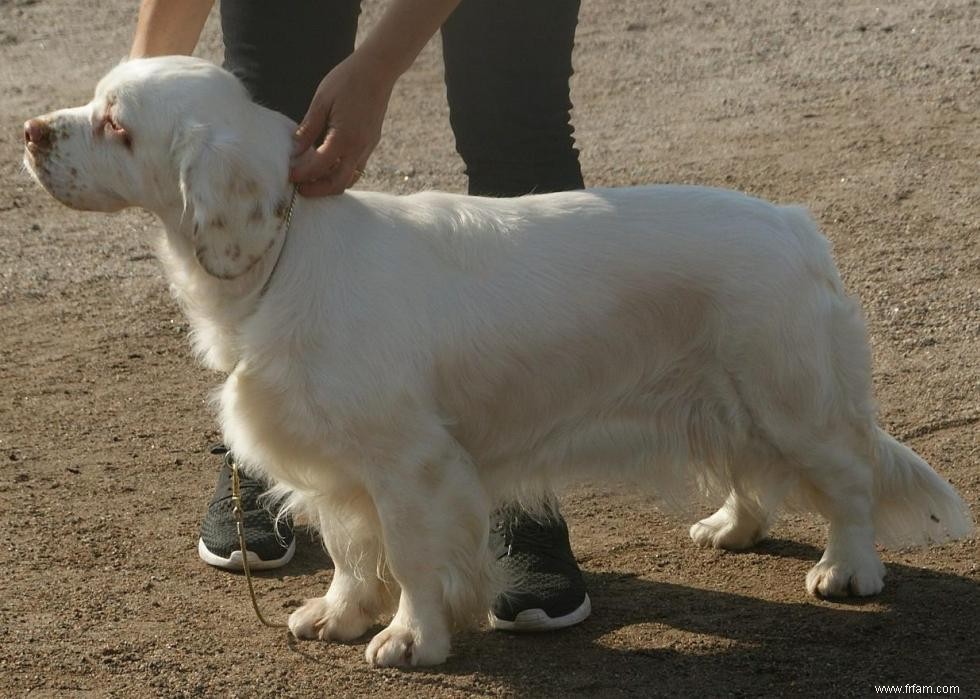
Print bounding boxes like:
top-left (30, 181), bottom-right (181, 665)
top-left (441, 0), bottom-right (584, 196)
top-left (219, 0), bottom-right (361, 123)
top-left (441, 0), bottom-right (591, 631)
top-left (198, 1), bottom-right (361, 571)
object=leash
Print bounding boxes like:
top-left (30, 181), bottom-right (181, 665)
top-left (225, 188), bottom-right (298, 630)
top-left (228, 454), bottom-right (289, 630)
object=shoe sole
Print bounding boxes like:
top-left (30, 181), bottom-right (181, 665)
top-left (197, 537), bottom-right (296, 571)
top-left (489, 593), bottom-right (591, 632)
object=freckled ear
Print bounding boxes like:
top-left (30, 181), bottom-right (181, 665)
top-left (177, 125), bottom-right (281, 280)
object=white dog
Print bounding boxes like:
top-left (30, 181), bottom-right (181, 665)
top-left (24, 57), bottom-right (972, 667)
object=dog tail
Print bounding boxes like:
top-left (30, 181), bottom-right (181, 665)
top-left (871, 426), bottom-right (973, 548)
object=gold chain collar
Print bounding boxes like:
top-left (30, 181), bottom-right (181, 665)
top-left (257, 185), bottom-right (299, 298)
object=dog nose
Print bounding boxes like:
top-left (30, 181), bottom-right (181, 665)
top-left (24, 118), bottom-right (52, 151)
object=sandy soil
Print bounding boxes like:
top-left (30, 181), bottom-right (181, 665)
top-left (1, 1), bottom-right (978, 696)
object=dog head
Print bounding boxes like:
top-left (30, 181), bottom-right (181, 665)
top-left (23, 56), bottom-right (296, 279)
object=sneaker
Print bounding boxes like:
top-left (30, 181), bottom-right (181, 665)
top-left (490, 505), bottom-right (591, 631)
top-left (197, 444), bottom-right (295, 571)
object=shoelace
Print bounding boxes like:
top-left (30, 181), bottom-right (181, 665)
top-left (495, 513), bottom-right (564, 558)
top-left (216, 452), bottom-right (265, 503)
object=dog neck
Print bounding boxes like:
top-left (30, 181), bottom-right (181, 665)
top-left (153, 186), bottom-right (298, 374)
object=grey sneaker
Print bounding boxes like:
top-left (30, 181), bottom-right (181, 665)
top-left (197, 445), bottom-right (295, 571)
top-left (490, 506), bottom-right (591, 631)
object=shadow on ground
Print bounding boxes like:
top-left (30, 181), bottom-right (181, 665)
top-left (282, 538), bottom-right (978, 696)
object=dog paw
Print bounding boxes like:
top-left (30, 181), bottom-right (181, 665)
top-left (805, 558), bottom-right (886, 598)
top-left (689, 513), bottom-right (763, 550)
top-left (365, 623), bottom-right (449, 667)
top-left (288, 596), bottom-right (373, 642)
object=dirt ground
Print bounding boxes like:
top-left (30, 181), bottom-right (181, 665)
top-left (1, 0), bottom-right (978, 696)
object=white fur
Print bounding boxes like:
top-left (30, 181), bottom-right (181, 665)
top-left (25, 56), bottom-right (973, 667)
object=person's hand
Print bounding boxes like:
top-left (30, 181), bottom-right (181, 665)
top-left (289, 52), bottom-right (398, 197)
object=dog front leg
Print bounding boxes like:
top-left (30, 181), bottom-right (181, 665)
top-left (288, 492), bottom-right (395, 642)
top-left (363, 438), bottom-right (500, 667)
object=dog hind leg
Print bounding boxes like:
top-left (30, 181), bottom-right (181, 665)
top-left (799, 443), bottom-right (886, 597)
top-left (690, 488), bottom-right (777, 550)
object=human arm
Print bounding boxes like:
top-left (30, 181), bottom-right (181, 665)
top-left (289, 0), bottom-right (462, 196)
top-left (129, 0), bottom-right (214, 58)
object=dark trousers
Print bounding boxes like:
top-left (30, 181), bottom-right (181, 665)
top-left (219, 0), bottom-right (584, 197)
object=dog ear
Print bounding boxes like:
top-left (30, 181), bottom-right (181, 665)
top-left (177, 124), bottom-right (288, 280)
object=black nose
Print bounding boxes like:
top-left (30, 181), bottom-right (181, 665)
top-left (24, 118), bottom-right (52, 151)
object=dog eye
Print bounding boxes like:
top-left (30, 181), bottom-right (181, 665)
top-left (104, 110), bottom-right (133, 149)
top-left (104, 111), bottom-right (125, 134)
